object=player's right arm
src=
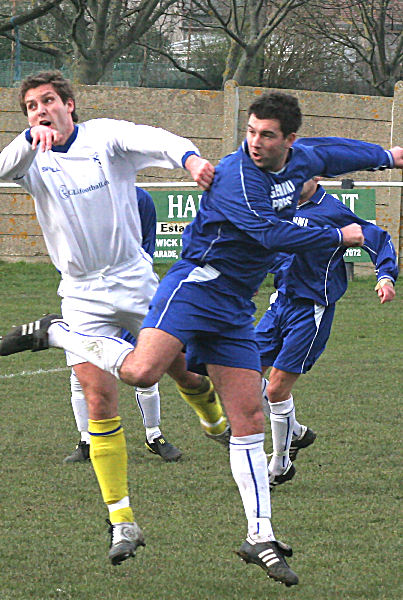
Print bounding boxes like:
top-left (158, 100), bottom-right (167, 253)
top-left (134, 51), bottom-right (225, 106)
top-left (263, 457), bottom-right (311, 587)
top-left (0, 130), bottom-right (38, 183)
top-left (212, 162), bottom-right (359, 254)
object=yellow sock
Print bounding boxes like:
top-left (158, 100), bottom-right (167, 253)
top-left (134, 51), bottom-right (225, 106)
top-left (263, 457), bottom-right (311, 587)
top-left (88, 416), bottom-right (134, 524)
top-left (176, 376), bottom-right (228, 435)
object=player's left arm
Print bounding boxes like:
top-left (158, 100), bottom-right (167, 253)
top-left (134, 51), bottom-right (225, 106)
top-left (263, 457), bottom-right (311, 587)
top-left (356, 215), bottom-right (397, 304)
top-left (295, 137), bottom-right (396, 177)
top-left (361, 225), bottom-right (397, 304)
top-left (336, 201), bottom-right (398, 304)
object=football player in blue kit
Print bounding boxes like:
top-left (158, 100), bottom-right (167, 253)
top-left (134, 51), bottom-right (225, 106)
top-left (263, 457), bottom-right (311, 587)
top-left (3, 92), bottom-right (403, 587)
top-left (256, 177), bottom-right (397, 489)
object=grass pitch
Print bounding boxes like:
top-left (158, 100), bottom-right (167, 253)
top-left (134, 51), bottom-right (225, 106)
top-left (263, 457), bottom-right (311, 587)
top-left (0, 261), bottom-right (401, 600)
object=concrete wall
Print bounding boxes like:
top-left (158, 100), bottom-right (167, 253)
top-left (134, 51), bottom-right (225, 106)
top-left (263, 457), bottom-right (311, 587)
top-left (1, 80), bottom-right (402, 269)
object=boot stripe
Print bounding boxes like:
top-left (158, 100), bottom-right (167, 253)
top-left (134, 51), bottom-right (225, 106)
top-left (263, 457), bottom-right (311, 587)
top-left (259, 549), bottom-right (280, 563)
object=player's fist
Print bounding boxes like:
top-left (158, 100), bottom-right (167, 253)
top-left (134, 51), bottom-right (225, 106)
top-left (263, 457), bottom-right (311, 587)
top-left (185, 155), bottom-right (215, 190)
top-left (30, 125), bottom-right (61, 152)
top-left (389, 146), bottom-right (403, 168)
top-left (340, 223), bottom-right (364, 247)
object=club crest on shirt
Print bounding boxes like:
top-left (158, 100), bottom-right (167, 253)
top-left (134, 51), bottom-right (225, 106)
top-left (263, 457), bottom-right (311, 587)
top-left (91, 152), bottom-right (102, 166)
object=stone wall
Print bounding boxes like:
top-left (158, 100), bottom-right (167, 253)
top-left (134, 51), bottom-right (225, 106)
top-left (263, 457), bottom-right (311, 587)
top-left (0, 80), bottom-right (402, 269)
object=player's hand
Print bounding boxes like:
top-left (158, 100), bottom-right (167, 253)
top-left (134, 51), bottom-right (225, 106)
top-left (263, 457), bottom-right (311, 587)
top-left (375, 279), bottom-right (396, 304)
top-left (30, 125), bottom-right (62, 152)
top-left (340, 223), bottom-right (364, 247)
top-left (389, 146), bottom-right (403, 168)
top-left (185, 155), bottom-right (215, 190)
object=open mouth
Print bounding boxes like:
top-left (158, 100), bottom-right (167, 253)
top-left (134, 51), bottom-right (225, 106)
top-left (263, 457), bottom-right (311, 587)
top-left (39, 120), bottom-right (51, 126)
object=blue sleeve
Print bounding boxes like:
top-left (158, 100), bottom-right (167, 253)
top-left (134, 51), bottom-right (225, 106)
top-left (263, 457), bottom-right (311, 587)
top-left (136, 187), bottom-right (156, 258)
top-left (294, 137), bottom-right (393, 177)
top-left (334, 201), bottom-right (398, 283)
top-left (210, 162), bottom-right (342, 253)
top-left (362, 224), bottom-right (398, 283)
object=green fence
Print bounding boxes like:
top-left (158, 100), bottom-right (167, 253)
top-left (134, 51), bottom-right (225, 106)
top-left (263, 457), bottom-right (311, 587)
top-left (0, 59), bottom-right (204, 89)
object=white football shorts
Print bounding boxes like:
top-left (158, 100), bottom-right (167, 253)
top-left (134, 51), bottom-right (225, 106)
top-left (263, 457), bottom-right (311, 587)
top-left (58, 256), bottom-right (159, 366)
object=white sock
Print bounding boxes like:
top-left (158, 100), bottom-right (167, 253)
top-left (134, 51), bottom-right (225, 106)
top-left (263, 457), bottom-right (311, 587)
top-left (80, 431), bottom-right (90, 445)
top-left (48, 322), bottom-right (133, 378)
top-left (230, 433), bottom-right (274, 542)
top-left (261, 378), bottom-right (271, 418)
top-left (70, 371), bottom-right (90, 444)
top-left (70, 371), bottom-right (89, 433)
top-left (268, 395), bottom-right (295, 475)
top-left (145, 426), bottom-right (162, 443)
top-left (136, 384), bottom-right (161, 429)
top-left (293, 420), bottom-right (304, 439)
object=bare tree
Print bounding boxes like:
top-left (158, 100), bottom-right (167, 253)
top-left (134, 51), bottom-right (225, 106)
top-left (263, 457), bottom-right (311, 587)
top-left (0, 0), bottom-right (64, 34)
top-left (0, 0), bottom-right (181, 84)
top-left (295, 0), bottom-right (403, 96)
top-left (171, 0), bottom-right (309, 86)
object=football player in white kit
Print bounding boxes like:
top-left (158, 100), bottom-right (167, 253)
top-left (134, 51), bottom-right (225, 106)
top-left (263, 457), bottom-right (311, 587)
top-left (0, 71), bottom-right (226, 565)
top-left (64, 188), bottom-right (183, 464)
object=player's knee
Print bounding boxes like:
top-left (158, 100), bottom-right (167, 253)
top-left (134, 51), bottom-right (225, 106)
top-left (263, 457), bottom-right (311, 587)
top-left (120, 362), bottom-right (158, 388)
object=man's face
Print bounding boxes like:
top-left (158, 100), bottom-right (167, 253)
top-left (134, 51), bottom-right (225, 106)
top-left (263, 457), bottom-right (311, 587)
top-left (246, 114), bottom-right (296, 171)
top-left (24, 83), bottom-right (75, 143)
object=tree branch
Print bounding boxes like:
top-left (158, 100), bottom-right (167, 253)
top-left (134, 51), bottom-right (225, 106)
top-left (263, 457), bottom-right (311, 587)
top-left (0, 0), bottom-right (65, 34)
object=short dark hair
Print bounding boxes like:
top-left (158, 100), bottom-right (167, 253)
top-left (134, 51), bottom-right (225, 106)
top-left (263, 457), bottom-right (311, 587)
top-left (248, 92), bottom-right (302, 137)
top-left (19, 70), bottom-right (78, 122)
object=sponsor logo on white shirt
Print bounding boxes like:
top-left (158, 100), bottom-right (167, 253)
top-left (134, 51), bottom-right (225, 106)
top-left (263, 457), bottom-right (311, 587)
top-left (59, 179), bottom-right (110, 199)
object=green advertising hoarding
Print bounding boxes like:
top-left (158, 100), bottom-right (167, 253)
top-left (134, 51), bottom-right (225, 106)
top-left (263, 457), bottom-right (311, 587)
top-left (152, 189), bottom-right (202, 263)
top-left (150, 188), bottom-right (376, 264)
top-left (329, 189), bottom-right (376, 262)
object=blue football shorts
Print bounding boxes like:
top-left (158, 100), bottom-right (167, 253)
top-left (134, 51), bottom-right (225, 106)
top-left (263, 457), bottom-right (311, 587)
top-left (255, 291), bottom-right (335, 374)
top-left (141, 259), bottom-right (262, 374)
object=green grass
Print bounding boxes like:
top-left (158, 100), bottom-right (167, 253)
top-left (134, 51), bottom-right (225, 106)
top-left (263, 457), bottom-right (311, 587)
top-left (0, 261), bottom-right (401, 600)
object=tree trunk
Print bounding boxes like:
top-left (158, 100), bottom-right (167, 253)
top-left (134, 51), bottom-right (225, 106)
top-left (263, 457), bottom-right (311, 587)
top-left (222, 39), bottom-right (242, 85)
top-left (71, 56), bottom-right (105, 84)
top-left (231, 50), bottom-right (255, 86)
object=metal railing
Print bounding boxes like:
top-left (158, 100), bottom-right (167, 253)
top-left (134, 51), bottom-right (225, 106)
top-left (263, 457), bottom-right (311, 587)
top-left (1, 180), bottom-right (403, 189)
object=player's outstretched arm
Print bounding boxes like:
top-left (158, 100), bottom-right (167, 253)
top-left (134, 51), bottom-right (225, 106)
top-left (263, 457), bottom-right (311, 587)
top-left (389, 146), bottom-right (403, 168)
top-left (340, 223), bottom-right (364, 247)
top-left (375, 278), bottom-right (396, 304)
top-left (185, 154), bottom-right (215, 190)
